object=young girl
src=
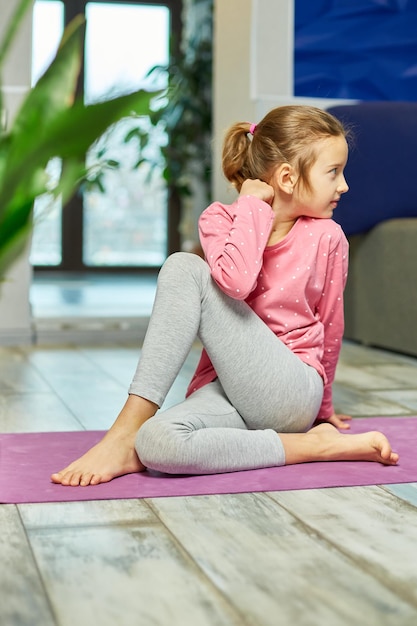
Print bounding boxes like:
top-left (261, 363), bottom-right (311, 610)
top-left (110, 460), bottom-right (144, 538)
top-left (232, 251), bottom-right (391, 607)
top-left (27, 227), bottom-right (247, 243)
top-left (52, 105), bottom-right (398, 487)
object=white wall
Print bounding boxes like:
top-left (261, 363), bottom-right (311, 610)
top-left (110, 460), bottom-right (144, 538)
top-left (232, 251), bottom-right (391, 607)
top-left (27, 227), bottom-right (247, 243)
top-left (213, 0), bottom-right (255, 202)
top-left (0, 0), bottom-right (34, 345)
top-left (213, 0), bottom-right (295, 202)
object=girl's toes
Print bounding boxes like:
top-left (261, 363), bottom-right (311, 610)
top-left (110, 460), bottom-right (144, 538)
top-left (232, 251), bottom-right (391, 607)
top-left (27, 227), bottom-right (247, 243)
top-left (80, 473), bottom-right (94, 487)
top-left (68, 472), bottom-right (82, 486)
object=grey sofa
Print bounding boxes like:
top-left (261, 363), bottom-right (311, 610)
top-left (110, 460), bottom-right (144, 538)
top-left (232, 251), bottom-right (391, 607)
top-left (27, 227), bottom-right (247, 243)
top-left (328, 102), bottom-right (417, 356)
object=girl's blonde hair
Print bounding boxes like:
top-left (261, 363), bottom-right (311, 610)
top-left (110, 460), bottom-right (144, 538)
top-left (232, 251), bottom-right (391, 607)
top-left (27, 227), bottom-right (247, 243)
top-left (222, 105), bottom-right (348, 193)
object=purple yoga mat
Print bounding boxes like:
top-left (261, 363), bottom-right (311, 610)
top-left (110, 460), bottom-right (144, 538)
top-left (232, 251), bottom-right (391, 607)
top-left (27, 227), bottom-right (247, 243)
top-left (1, 417), bottom-right (416, 504)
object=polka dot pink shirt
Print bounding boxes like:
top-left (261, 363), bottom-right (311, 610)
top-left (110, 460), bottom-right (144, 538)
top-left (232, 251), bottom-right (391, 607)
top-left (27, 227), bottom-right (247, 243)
top-left (186, 195), bottom-right (349, 420)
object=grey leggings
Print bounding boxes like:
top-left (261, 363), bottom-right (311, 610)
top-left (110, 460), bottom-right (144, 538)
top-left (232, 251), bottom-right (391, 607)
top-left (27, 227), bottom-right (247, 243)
top-left (131, 252), bottom-right (324, 474)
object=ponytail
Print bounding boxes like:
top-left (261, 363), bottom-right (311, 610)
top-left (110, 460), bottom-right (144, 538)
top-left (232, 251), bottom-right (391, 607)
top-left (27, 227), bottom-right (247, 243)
top-left (222, 122), bottom-right (254, 191)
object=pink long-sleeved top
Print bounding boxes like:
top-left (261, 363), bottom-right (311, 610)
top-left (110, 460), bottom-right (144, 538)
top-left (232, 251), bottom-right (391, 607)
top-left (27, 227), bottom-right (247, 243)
top-left (186, 195), bottom-right (349, 419)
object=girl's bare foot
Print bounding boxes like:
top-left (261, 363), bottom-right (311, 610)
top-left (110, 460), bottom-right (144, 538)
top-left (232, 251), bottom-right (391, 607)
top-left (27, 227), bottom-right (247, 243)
top-left (280, 423), bottom-right (399, 466)
top-left (51, 394), bottom-right (158, 486)
top-left (51, 430), bottom-right (145, 487)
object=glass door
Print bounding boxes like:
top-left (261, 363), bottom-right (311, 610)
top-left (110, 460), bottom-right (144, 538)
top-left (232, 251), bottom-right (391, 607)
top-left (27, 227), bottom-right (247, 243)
top-left (31, 0), bottom-right (181, 272)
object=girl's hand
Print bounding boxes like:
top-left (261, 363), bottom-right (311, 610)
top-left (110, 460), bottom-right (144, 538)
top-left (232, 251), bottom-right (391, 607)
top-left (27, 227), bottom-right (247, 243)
top-left (240, 179), bottom-right (274, 205)
top-left (326, 413), bottom-right (352, 430)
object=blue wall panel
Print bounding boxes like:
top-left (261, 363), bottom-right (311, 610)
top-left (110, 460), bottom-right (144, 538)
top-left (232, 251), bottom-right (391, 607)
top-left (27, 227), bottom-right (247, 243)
top-left (294, 0), bottom-right (417, 101)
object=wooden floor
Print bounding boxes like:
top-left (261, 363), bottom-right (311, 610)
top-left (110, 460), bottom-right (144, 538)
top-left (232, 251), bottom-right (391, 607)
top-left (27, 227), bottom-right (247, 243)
top-left (1, 338), bottom-right (417, 626)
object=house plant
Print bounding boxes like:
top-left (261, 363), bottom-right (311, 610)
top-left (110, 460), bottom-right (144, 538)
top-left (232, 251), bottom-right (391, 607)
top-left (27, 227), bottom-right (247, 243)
top-left (0, 0), bottom-right (155, 277)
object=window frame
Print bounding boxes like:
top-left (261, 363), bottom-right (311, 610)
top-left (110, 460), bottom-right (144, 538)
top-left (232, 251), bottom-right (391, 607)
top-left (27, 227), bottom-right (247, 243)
top-left (34, 0), bottom-right (182, 274)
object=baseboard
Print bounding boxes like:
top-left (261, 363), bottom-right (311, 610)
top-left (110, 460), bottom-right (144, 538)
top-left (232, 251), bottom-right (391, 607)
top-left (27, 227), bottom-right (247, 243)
top-left (32, 316), bottom-right (150, 346)
top-left (0, 327), bottom-right (35, 346)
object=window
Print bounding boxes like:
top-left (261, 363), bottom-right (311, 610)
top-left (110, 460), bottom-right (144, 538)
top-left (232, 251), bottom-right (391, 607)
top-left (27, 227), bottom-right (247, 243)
top-left (31, 0), bottom-right (181, 272)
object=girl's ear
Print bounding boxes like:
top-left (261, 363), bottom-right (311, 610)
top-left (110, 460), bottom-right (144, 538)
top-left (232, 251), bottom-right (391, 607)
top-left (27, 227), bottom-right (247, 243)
top-left (273, 163), bottom-right (297, 194)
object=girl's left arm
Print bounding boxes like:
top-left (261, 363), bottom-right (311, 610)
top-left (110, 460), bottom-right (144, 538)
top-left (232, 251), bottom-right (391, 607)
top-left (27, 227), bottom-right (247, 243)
top-left (316, 229), bottom-right (350, 422)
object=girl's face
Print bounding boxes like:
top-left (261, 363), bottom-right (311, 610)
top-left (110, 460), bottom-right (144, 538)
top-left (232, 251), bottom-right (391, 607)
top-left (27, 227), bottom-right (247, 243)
top-left (294, 135), bottom-right (349, 219)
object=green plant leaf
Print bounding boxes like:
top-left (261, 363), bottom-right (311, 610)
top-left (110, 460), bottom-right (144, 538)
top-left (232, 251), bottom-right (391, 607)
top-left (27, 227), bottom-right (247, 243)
top-left (56, 157), bottom-right (87, 204)
top-left (0, 193), bottom-right (33, 276)
top-left (47, 92), bottom-right (154, 157)
top-left (0, 217), bottom-right (33, 278)
top-left (0, 88), bottom-right (155, 218)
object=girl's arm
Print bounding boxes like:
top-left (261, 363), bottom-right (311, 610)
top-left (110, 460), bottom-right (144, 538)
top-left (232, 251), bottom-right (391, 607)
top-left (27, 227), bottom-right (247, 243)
top-left (199, 190), bottom-right (275, 300)
top-left (315, 230), bottom-right (349, 421)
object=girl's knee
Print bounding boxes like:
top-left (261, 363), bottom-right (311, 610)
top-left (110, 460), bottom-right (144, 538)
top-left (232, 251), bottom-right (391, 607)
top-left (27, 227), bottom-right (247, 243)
top-left (135, 416), bottom-right (188, 473)
top-left (159, 251), bottom-right (208, 282)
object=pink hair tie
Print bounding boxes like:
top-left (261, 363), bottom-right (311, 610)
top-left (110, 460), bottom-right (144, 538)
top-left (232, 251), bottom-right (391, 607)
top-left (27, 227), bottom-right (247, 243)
top-left (249, 123), bottom-right (257, 135)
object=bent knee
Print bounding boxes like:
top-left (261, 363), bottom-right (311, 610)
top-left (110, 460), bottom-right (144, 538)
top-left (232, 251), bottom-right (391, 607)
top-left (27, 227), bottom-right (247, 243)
top-left (135, 416), bottom-right (194, 474)
top-left (159, 251), bottom-right (208, 282)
